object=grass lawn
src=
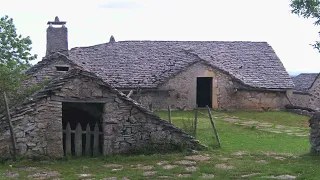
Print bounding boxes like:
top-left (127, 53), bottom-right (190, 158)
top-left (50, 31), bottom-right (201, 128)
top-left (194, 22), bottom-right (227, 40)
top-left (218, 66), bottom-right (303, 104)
top-left (0, 110), bottom-right (318, 180)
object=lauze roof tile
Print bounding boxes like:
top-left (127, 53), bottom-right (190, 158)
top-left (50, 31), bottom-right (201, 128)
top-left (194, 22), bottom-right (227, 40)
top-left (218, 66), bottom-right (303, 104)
top-left (65, 41), bottom-right (294, 89)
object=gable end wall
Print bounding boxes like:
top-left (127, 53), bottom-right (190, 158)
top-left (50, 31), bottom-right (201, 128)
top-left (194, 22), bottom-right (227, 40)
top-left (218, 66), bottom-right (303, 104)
top-left (139, 62), bottom-right (289, 110)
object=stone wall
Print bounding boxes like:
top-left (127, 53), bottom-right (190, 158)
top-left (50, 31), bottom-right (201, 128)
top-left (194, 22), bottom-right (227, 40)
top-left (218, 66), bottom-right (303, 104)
top-left (24, 58), bottom-right (75, 88)
top-left (289, 93), bottom-right (310, 108)
top-left (137, 62), bottom-right (289, 110)
top-left (309, 112), bottom-right (320, 153)
top-left (0, 98), bottom-right (63, 158)
top-left (157, 62), bottom-right (233, 109)
top-left (309, 76), bottom-right (320, 111)
top-left (230, 91), bottom-right (289, 110)
top-left (0, 73), bottom-right (202, 158)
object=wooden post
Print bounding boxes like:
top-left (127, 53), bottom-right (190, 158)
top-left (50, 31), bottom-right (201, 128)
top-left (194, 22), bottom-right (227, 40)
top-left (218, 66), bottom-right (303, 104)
top-left (3, 92), bottom-right (17, 159)
top-left (206, 105), bottom-right (221, 147)
top-left (75, 123), bottom-right (82, 156)
top-left (193, 105), bottom-right (198, 138)
top-left (85, 124), bottom-right (91, 156)
top-left (168, 105), bottom-right (172, 124)
top-left (65, 122), bottom-right (72, 156)
top-left (93, 123), bottom-right (99, 156)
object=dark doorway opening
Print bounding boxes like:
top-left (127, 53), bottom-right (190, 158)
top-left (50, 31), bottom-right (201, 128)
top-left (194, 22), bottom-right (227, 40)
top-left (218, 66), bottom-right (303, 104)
top-left (62, 102), bottom-right (104, 156)
top-left (197, 77), bottom-right (213, 108)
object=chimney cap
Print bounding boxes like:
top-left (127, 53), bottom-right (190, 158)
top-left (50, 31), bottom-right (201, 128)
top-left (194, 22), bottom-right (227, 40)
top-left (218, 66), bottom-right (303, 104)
top-left (47, 16), bottom-right (66, 25)
top-left (109, 35), bottom-right (116, 43)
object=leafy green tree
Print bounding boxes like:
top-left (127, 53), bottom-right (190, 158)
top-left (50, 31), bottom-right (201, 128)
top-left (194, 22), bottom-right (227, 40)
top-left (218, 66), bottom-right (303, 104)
top-left (0, 15), bottom-right (37, 111)
top-left (290, 0), bottom-right (320, 51)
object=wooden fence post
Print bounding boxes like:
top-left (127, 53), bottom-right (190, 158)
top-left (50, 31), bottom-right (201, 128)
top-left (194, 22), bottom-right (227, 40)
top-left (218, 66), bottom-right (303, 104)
top-left (93, 123), bottom-right (99, 156)
top-left (65, 122), bottom-right (72, 156)
top-left (206, 105), bottom-right (221, 147)
top-left (168, 105), bottom-right (172, 124)
top-left (193, 105), bottom-right (198, 138)
top-left (75, 123), bottom-right (82, 156)
top-left (85, 124), bottom-right (91, 156)
top-left (3, 92), bottom-right (17, 159)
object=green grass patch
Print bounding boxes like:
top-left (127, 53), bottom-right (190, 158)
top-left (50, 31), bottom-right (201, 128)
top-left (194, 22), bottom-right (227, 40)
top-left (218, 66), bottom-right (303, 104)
top-left (0, 110), bottom-right (316, 179)
top-left (222, 110), bottom-right (309, 127)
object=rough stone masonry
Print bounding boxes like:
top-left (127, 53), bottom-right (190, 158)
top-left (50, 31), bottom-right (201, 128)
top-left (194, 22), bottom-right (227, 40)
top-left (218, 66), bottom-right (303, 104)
top-left (309, 112), bottom-right (320, 153)
top-left (0, 69), bottom-right (203, 158)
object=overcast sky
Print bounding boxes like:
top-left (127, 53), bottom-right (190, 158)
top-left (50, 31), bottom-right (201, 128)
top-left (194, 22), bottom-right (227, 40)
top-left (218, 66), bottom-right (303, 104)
top-left (1, 0), bottom-right (320, 75)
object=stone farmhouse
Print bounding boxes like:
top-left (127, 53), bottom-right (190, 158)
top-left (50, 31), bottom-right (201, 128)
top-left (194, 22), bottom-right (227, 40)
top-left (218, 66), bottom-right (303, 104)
top-left (0, 17), bottom-right (295, 158)
top-left (26, 17), bottom-right (294, 111)
top-left (290, 73), bottom-right (320, 111)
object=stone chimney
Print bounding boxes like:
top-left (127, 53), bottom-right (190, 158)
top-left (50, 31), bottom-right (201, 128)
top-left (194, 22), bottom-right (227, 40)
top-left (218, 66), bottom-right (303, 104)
top-left (109, 35), bottom-right (116, 43)
top-left (46, 16), bottom-right (68, 56)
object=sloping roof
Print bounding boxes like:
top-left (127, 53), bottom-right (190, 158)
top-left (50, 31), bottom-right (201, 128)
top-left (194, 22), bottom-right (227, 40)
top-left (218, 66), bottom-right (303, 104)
top-left (0, 69), bottom-right (196, 139)
top-left (69, 41), bottom-right (294, 89)
top-left (292, 73), bottom-right (320, 92)
top-left (25, 52), bottom-right (78, 75)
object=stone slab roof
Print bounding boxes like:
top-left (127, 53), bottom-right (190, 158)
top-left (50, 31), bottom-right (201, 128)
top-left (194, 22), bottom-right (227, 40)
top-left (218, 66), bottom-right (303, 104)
top-left (292, 73), bottom-right (320, 91)
top-left (69, 41), bottom-right (294, 89)
top-left (0, 69), bottom-right (200, 145)
top-left (25, 52), bottom-right (78, 75)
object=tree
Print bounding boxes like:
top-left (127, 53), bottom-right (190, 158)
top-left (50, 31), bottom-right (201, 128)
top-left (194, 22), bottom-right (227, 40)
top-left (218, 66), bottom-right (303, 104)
top-left (0, 15), bottom-right (37, 112)
top-left (290, 0), bottom-right (320, 51)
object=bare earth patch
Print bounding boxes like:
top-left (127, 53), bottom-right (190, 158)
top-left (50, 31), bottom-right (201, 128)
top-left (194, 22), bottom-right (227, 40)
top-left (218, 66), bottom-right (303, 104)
top-left (185, 166), bottom-right (198, 172)
top-left (240, 121), bottom-right (259, 125)
top-left (263, 175), bottom-right (297, 179)
top-left (257, 123), bottom-right (273, 128)
top-left (241, 173), bottom-right (261, 178)
top-left (177, 174), bottom-right (192, 178)
top-left (163, 164), bottom-right (178, 170)
top-left (219, 157), bottom-right (231, 161)
top-left (135, 164), bottom-right (154, 170)
top-left (175, 160), bottom-right (196, 165)
top-left (28, 171), bottom-right (60, 179)
top-left (215, 164), bottom-right (233, 169)
top-left (256, 160), bottom-right (268, 164)
top-left (157, 161), bottom-right (169, 165)
top-left (200, 173), bottom-right (215, 179)
top-left (104, 164), bottom-right (124, 171)
top-left (232, 151), bottom-right (247, 156)
top-left (274, 156), bottom-right (286, 160)
top-left (101, 177), bottom-right (130, 180)
top-left (224, 118), bottom-right (240, 123)
top-left (78, 174), bottom-right (93, 178)
top-left (101, 178), bottom-right (117, 180)
top-left (18, 167), bottom-right (38, 171)
top-left (184, 155), bottom-right (210, 161)
top-left (158, 175), bottom-right (171, 179)
top-left (3, 172), bottom-right (19, 178)
top-left (143, 171), bottom-right (157, 176)
top-left (103, 164), bottom-right (124, 169)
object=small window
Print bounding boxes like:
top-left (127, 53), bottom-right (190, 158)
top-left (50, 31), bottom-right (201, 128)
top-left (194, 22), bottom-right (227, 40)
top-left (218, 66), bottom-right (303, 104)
top-left (56, 66), bottom-right (69, 72)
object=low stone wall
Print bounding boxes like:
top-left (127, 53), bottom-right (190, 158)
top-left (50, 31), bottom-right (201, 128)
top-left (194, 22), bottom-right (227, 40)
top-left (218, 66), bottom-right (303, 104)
top-left (229, 91), bottom-right (289, 110)
top-left (286, 109), bottom-right (314, 117)
top-left (289, 93), bottom-right (310, 108)
top-left (309, 112), bottom-right (320, 153)
top-left (309, 76), bottom-right (320, 111)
